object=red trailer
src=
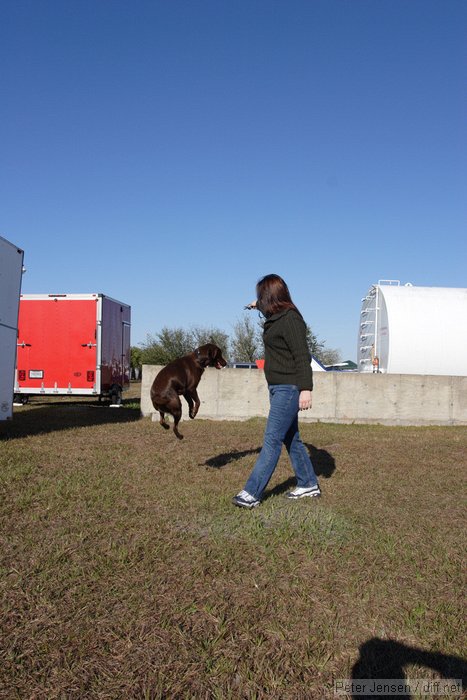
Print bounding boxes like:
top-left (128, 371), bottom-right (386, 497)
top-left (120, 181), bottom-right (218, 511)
top-left (14, 293), bottom-right (131, 405)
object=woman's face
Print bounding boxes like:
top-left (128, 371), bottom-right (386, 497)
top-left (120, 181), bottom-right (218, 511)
top-left (255, 285), bottom-right (264, 314)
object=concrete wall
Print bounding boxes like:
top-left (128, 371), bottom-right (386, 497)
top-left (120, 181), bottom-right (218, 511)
top-left (141, 366), bottom-right (467, 426)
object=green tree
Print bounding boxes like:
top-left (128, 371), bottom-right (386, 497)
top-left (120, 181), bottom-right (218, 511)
top-left (306, 325), bottom-right (341, 365)
top-left (192, 326), bottom-right (230, 360)
top-left (139, 322), bottom-right (340, 368)
top-left (319, 347), bottom-right (341, 366)
top-left (130, 346), bottom-right (143, 370)
top-left (140, 327), bottom-right (193, 365)
top-left (230, 314), bottom-right (262, 362)
top-left (306, 325), bottom-right (325, 358)
top-left (140, 325), bottom-right (230, 365)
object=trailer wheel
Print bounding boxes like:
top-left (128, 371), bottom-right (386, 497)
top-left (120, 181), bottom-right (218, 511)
top-left (13, 394), bottom-right (29, 405)
top-left (109, 385), bottom-right (122, 407)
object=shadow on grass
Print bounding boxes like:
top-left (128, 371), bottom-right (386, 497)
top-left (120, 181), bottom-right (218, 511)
top-left (262, 476), bottom-right (297, 500)
top-left (351, 638), bottom-right (467, 699)
top-left (204, 447), bottom-right (261, 469)
top-left (204, 443), bottom-right (336, 478)
top-left (0, 399), bottom-right (141, 439)
top-left (304, 443), bottom-right (336, 479)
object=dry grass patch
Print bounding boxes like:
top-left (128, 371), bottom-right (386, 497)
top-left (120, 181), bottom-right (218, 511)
top-left (1, 389), bottom-right (466, 699)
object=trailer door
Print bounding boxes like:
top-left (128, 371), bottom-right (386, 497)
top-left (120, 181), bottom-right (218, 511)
top-left (122, 319), bottom-right (131, 388)
top-left (16, 297), bottom-right (98, 393)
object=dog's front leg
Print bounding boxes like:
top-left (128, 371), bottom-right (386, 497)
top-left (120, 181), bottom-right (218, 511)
top-left (184, 390), bottom-right (200, 419)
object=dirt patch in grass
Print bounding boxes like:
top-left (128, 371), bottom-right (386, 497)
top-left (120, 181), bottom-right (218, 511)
top-left (1, 391), bottom-right (466, 699)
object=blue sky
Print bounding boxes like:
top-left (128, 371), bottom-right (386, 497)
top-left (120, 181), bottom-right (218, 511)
top-left (2, 0), bottom-right (466, 361)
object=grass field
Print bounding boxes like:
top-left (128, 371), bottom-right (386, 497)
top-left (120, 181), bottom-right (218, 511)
top-left (1, 384), bottom-right (466, 699)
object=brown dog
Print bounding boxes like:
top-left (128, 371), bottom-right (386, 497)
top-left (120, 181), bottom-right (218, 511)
top-left (150, 343), bottom-right (227, 439)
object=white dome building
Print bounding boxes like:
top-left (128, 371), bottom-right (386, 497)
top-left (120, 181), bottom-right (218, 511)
top-left (358, 281), bottom-right (467, 376)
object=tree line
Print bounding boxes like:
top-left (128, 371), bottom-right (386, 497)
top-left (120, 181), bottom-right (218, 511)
top-left (131, 314), bottom-right (341, 368)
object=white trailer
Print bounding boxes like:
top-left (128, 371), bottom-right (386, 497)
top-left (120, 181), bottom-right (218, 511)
top-left (0, 236), bottom-right (24, 420)
top-left (358, 280), bottom-right (467, 376)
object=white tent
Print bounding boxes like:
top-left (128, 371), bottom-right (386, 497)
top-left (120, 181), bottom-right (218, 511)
top-left (311, 355), bottom-right (326, 372)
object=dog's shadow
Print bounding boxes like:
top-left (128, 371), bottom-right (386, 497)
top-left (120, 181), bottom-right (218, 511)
top-left (204, 443), bottom-right (336, 481)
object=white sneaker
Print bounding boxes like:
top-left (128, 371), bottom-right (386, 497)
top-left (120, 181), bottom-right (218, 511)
top-left (232, 489), bottom-right (261, 509)
top-left (286, 485), bottom-right (321, 499)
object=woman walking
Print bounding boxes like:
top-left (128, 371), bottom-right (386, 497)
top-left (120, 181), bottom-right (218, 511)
top-left (233, 274), bottom-right (321, 509)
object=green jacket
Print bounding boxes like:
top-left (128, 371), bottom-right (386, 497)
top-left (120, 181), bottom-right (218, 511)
top-left (263, 308), bottom-right (313, 391)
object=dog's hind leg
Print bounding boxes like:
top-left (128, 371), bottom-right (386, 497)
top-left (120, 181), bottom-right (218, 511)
top-left (164, 395), bottom-right (184, 439)
top-left (172, 408), bottom-right (184, 439)
top-left (159, 411), bottom-right (170, 430)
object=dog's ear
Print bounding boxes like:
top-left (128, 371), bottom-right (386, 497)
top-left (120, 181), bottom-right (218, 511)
top-left (195, 345), bottom-right (210, 367)
top-left (201, 343), bottom-right (215, 363)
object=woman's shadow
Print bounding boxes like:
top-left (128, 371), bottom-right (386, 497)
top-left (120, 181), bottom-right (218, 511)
top-left (351, 638), bottom-right (466, 699)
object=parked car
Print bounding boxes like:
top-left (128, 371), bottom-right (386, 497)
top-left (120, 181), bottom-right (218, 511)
top-left (228, 362), bottom-right (258, 369)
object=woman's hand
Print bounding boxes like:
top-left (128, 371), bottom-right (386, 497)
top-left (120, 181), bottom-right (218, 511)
top-left (299, 390), bottom-right (312, 411)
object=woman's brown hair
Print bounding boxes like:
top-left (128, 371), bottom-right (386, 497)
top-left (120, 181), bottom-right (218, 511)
top-left (256, 274), bottom-right (301, 318)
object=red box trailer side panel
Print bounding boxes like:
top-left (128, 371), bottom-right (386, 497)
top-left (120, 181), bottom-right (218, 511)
top-left (17, 298), bottom-right (98, 391)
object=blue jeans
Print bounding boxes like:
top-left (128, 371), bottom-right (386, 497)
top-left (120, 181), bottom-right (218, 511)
top-left (244, 384), bottom-right (319, 500)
